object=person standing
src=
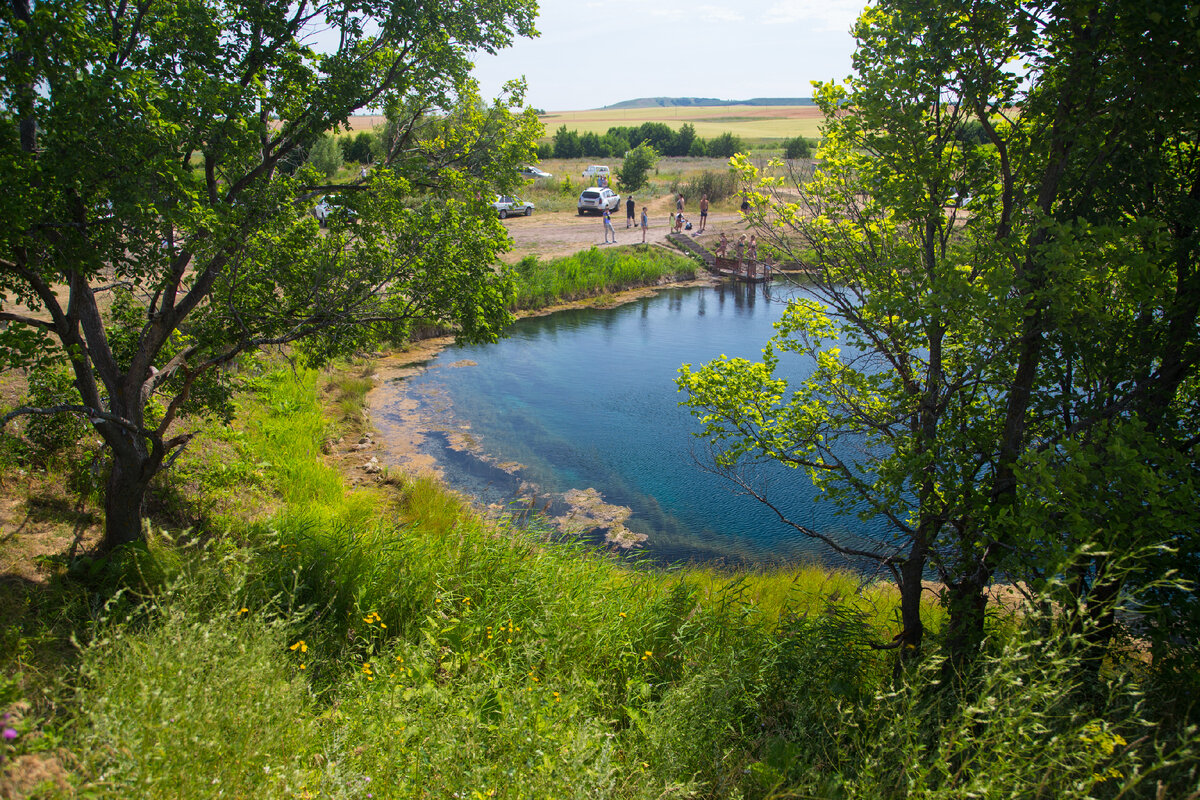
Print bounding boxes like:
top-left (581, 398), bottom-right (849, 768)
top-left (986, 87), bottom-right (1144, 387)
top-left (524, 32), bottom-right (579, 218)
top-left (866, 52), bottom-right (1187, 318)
top-left (603, 206), bottom-right (616, 243)
top-left (716, 232), bottom-right (729, 257)
top-left (640, 206), bottom-right (649, 243)
top-left (698, 193), bottom-right (709, 233)
top-left (676, 193), bottom-right (685, 216)
top-left (626, 195), bottom-right (636, 228)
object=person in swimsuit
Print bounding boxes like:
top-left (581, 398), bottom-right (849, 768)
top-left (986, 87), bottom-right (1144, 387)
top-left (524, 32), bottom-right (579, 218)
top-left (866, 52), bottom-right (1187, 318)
top-left (640, 206), bottom-right (649, 243)
top-left (716, 232), bottom-right (729, 257)
top-left (698, 194), bottom-right (709, 233)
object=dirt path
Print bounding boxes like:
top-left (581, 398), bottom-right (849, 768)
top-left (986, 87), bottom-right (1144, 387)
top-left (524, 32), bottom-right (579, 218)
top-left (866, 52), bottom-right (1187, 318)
top-left (499, 199), bottom-right (747, 262)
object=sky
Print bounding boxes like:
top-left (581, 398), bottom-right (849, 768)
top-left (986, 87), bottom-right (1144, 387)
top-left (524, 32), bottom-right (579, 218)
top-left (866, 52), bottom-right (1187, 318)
top-left (469, 0), bottom-right (866, 112)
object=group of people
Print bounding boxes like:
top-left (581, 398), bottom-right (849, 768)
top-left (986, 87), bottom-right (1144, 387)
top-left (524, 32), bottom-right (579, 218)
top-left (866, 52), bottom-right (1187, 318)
top-left (669, 192), bottom-right (709, 235)
top-left (603, 195), bottom-right (651, 244)
top-left (714, 232), bottom-right (757, 262)
top-left (601, 191), bottom-right (713, 245)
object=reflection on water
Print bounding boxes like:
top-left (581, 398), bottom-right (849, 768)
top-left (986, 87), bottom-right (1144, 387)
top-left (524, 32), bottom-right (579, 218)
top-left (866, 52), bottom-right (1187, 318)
top-left (372, 280), bottom-right (883, 567)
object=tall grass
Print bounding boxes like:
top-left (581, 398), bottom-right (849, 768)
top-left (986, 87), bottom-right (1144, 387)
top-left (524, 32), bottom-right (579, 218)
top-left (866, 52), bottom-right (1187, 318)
top-left (5, 362), bottom-right (1196, 798)
top-left (511, 247), bottom-right (697, 310)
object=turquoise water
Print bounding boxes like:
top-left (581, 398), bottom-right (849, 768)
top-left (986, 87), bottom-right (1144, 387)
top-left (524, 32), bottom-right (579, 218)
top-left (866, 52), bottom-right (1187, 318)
top-left (378, 281), bottom-right (882, 566)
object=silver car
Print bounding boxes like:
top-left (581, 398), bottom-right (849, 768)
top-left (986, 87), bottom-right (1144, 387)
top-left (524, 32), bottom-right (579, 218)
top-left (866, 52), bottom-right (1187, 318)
top-left (492, 195), bottom-right (535, 219)
top-left (577, 187), bottom-right (620, 215)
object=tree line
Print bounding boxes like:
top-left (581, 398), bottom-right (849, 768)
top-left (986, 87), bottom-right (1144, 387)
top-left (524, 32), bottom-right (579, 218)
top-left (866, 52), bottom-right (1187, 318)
top-left (549, 122), bottom-right (814, 160)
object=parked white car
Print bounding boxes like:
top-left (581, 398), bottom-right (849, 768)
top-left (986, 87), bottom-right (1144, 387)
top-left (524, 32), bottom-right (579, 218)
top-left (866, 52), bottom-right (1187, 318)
top-left (577, 186), bottom-right (620, 215)
top-left (492, 195), bottom-right (535, 218)
top-left (313, 197), bottom-right (356, 226)
top-left (581, 164), bottom-right (610, 179)
top-left (520, 165), bottom-right (552, 179)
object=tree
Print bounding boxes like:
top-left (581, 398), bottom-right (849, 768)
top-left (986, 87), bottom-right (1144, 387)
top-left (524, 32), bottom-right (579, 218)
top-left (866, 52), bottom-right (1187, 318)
top-left (782, 136), bottom-right (812, 159)
top-left (979, 0), bottom-right (1200, 668)
top-left (679, 0), bottom-right (1200, 664)
top-left (706, 132), bottom-right (744, 158)
top-left (0, 0), bottom-right (540, 551)
top-left (307, 134), bottom-right (343, 177)
top-left (579, 131), bottom-right (603, 158)
top-left (673, 123), bottom-right (696, 158)
top-left (553, 125), bottom-right (581, 159)
top-left (341, 131), bottom-right (379, 165)
top-left (604, 127), bottom-right (631, 157)
top-left (616, 144), bottom-right (658, 194)
top-left (634, 122), bottom-right (676, 154)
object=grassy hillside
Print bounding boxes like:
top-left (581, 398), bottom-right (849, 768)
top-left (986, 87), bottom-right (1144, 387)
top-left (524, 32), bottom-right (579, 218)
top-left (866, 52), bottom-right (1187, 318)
top-left (1, 255), bottom-right (1196, 797)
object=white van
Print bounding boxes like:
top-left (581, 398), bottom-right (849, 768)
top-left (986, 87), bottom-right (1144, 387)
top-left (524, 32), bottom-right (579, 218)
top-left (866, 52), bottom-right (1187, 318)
top-left (581, 164), bottom-right (610, 179)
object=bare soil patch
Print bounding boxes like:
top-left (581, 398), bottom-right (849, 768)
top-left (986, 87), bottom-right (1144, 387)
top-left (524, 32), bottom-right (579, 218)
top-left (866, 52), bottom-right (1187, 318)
top-left (500, 204), bottom-right (747, 263)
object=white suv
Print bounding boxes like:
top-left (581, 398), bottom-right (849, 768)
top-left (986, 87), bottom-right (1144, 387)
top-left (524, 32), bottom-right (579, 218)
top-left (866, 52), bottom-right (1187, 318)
top-left (581, 165), bottom-right (610, 179)
top-left (577, 187), bottom-right (620, 215)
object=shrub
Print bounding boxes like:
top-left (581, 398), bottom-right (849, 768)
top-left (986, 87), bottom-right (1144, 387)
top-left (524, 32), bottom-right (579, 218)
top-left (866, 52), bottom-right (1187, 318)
top-left (672, 170), bottom-right (738, 204)
top-left (783, 136), bottom-right (814, 159)
top-left (706, 132), bottom-right (745, 158)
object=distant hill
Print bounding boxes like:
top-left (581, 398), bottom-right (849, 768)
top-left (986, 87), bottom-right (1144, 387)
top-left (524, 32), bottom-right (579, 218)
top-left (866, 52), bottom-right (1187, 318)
top-left (602, 97), bottom-right (815, 110)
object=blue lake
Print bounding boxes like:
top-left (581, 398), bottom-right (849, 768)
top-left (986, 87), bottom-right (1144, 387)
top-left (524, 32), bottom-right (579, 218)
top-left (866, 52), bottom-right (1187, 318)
top-left (373, 280), bottom-right (882, 567)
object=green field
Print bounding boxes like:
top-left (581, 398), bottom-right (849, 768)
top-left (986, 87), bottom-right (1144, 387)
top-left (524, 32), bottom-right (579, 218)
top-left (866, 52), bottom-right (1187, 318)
top-left (344, 105), bottom-right (826, 144)
top-left (537, 104), bottom-right (825, 142)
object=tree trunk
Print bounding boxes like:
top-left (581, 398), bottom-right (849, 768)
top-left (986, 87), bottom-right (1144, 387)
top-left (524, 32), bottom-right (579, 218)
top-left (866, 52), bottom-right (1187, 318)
top-left (944, 576), bottom-right (989, 668)
top-left (103, 453), bottom-right (152, 550)
top-left (898, 554), bottom-right (927, 657)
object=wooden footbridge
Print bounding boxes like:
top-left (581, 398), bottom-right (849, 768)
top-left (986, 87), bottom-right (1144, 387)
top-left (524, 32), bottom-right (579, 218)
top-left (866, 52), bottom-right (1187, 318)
top-left (667, 233), bottom-right (772, 283)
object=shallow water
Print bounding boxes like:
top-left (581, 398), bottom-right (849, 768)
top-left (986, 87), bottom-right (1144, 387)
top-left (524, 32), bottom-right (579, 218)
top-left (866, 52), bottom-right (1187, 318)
top-left (373, 280), bottom-right (884, 567)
